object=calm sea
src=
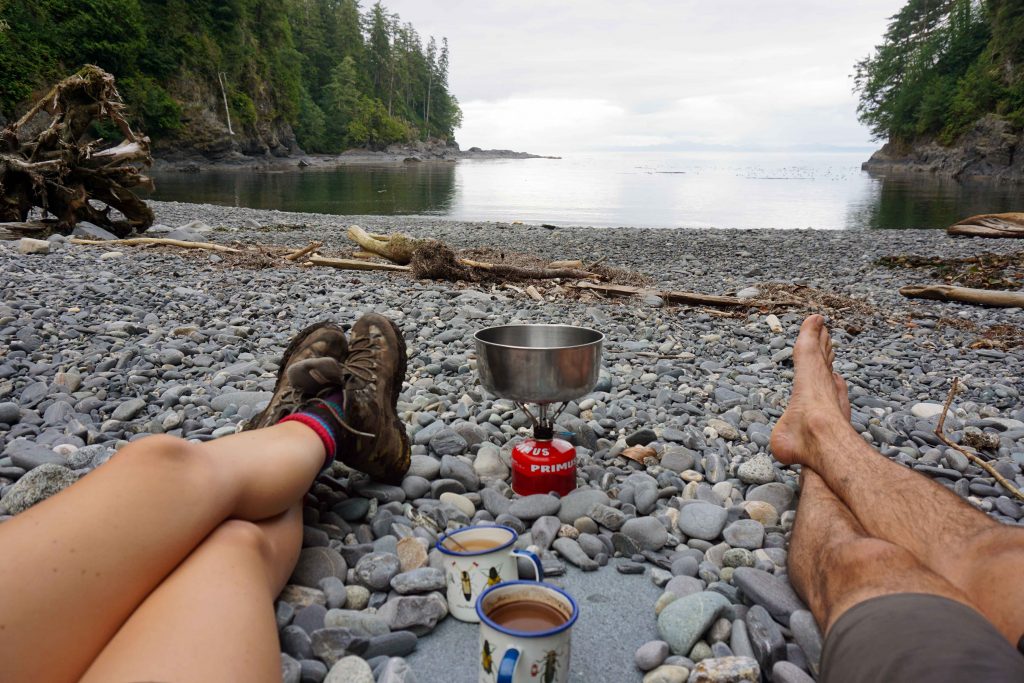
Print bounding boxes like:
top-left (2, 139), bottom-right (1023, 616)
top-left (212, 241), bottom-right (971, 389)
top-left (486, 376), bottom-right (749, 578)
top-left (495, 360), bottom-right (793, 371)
top-left (148, 151), bottom-right (1023, 230)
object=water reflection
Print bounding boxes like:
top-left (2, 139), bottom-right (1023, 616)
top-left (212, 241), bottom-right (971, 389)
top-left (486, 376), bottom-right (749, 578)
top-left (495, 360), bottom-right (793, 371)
top-left (149, 163), bottom-right (457, 216)
top-left (147, 152), bottom-right (1023, 230)
top-left (847, 171), bottom-right (1024, 230)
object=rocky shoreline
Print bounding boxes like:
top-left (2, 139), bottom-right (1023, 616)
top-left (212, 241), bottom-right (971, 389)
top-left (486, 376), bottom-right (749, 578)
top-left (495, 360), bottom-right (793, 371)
top-left (153, 141), bottom-right (559, 173)
top-left (862, 114), bottom-right (1024, 183)
top-left (1, 202), bottom-right (1022, 682)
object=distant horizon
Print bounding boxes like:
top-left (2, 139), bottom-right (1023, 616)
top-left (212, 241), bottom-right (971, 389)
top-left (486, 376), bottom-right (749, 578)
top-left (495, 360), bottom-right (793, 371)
top-left (383, 1), bottom-right (905, 154)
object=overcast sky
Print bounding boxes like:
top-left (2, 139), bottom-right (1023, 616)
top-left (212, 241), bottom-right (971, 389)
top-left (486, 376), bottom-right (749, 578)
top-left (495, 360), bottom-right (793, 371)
top-left (382, 1), bottom-right (905, 154)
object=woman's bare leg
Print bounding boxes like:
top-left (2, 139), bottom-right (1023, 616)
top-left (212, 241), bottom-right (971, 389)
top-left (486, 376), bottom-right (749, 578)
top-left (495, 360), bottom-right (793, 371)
top-left (80, 505), bottom-right (304, 683)
top-left (0, 422), bottom-right (323, 683)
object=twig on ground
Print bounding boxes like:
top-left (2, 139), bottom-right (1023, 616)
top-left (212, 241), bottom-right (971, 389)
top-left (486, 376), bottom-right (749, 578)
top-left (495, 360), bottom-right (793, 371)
top-left (285, 241), bottom-right (322, 261)
top-left (69, 237), bottom-right (242, 253)
top-left (935, 377), bottom-right (1024, 503)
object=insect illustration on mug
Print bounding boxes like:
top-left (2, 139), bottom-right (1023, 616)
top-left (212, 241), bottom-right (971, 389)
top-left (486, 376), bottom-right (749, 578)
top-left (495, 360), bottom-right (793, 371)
top-left (481, 639), bottom-right (494, 674)
top-left (529, 648), bottom-right (561, 683)
top-left (484, 566), bottom-right (503, 587)
top-left (460, 570), bottom-right (473, 601)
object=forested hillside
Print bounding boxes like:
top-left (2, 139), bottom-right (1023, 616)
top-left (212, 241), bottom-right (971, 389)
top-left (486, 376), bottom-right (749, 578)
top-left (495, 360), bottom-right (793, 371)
top-left (855, 0), bottom-right (1022, 146)
top-left (0, 0), bottom-right (462, 158)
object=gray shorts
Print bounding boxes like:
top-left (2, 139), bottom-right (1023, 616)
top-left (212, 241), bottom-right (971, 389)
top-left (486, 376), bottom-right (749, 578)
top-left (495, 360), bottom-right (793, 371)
top-left (821, 593), bottom-right (1024, 682)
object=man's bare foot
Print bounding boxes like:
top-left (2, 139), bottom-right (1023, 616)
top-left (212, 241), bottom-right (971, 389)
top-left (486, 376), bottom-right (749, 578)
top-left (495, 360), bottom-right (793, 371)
top-left (770, 315), bottom-right (855, 468)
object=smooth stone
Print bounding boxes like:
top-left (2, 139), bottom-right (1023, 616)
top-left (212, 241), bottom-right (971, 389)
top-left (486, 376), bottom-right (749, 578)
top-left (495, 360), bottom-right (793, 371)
top-left (661, 447), bottom-right (697, 473)
top-left (345, 585), bottom-right (371, 611)
top-left (279, 585), bottom-right (327, 609)
top-left (644, 664), bottom-right (690, 683)
top-left (390, 567), bottom-right (446, 594)
top-left (789, 610), bottom-right (823, 675)
top-left (0, 402), bottom-right (21, 424)
top-left (677, 503), bottom-right (728, 541)
top-left (635, 640), bottom-right (671, 671)
top-left (742, 501), bottom-right (779, 527)
top-left (281, 653), bottom-right (302, 683)
top-left (531, 515), bottom-right (563, 551)
top-left (553, 537), bottom-right (599, 571)
top-left (354, 553), bottom-right (402, 591)
top-left (407, 455), bottom-right (441, 479)
top-left (335, 498), bottom-right (371, 522)
top-left (911, 402), bottom-right (946, 419)
top-left (291, 547), bottom-right (348, 588)
top-left (319, 577), bottom-right (348, 610)
top-left (686, 656), bottom-right (759, 682)
top-left (209, 390), bottom-right (272, 412)
top-left (111, 397), bottom-right (147, 421)
top-left (396, 537), bottom-right (429, 572)
top-left (590, 503), bottom-right (627, 530)
top-left (1, 463), bottom-right (77, 514)
top-left (294, 604), bottom-right (328, 634)
top-left (508, 494), bottom-right (561, 521)
top-left (376, 593), bottom-right (448, 635)
top-left (722, 520), bottom-right (765, 550)
top-left (731, 568), bottom-right (805, 620)
top-left (438, 492), bottom-right (475, 517)
top-left (439, 455), bottom-right (479, 490)
top-left (377, 657), bottom-right (417, 683)
top-left (300, 658), bottom-right (328, 683)
top-left (657, 591), bottom-right (731, 656)
top-left (745, 605), bottom-right (785, 673)
top-left (324, 655), bottom-right (374, 683)
top-left (665, 575), bottom-right (705, 599)
top-left (736, 455), bottom-right (775, 485)
top-left (773, 661), bottom-right (815, 683)
top-left (364, 631), bottom-right (418, 659)
top-left (622, 516), bottom-right (669, 550)
top-left (311, 629), bottom-right (370, 667)
top-left (557, 488), bottom-right (611, 523)
top-left (324, 609), bottom-right (389, 637)
top-left (745, 483), bottom-right (794, 513)
top-left (7, 439), bottom-right (66, 470)
top-left (281, 625), bottom-right (314, 660)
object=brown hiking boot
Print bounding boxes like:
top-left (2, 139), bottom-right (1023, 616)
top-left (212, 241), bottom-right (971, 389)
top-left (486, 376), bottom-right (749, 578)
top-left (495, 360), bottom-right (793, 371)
top-left (244, 321), bottom-right (349, 430)
top-left (334, 313), bottom-right (410, 484)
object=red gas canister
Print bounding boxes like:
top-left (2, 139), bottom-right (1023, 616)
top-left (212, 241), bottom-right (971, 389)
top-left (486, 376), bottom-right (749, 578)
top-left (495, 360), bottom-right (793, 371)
top-left (510, 427), bottom-right (577, 496)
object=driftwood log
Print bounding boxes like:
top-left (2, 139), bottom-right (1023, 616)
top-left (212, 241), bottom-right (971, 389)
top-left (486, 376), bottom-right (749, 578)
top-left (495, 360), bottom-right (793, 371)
top-left (0, 65), bottom-right (154, 237)
top-left (346, 226), bottom-right (425, 264)
top-left (69, 237), bottom-right (242, 253)
top-left (947, 213), bottom-right (1024, 238)
top-left (570, 282), bottom-right (751, 307)
top-left (900, 284), bottom-right (1024, 308)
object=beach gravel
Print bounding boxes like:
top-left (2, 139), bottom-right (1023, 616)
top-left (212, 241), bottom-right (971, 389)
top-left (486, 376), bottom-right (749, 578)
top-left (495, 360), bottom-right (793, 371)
top-left (1, 200), bottom-right (1022, 681)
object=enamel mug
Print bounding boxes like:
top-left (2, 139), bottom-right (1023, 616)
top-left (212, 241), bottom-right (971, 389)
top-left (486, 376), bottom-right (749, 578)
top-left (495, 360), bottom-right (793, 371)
top-left (436, 525), bottom-right (543, 622)
top-left (476, 581), bottom-right (579, 683)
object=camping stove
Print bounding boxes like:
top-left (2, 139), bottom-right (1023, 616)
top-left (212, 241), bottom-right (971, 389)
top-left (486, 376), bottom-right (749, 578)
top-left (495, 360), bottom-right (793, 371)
top-left (474, 325), bottom-right (604, 497)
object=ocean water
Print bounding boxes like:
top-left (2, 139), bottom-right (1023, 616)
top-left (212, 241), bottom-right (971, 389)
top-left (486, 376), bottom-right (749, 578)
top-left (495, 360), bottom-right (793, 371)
top-left (148, 151), bottom-right (1023, 230)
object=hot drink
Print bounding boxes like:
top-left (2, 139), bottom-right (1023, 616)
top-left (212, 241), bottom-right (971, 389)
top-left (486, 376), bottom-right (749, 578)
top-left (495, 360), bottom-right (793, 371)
top-left (487, 599), bottom-right (567, 632)
top-left (446, 537), bottom-right (503, 552)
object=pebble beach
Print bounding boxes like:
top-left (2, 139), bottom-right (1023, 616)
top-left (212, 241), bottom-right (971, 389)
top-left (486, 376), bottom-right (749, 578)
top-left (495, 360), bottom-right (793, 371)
top-left (2, 200), bottom-right (1023, 683)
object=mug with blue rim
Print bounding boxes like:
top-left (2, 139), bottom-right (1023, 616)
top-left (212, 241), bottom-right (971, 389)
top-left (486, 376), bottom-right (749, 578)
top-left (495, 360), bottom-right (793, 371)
top-left (436, 525), bottom-right (543, 622)
top-left (476, 580), bottom-right (579, 683)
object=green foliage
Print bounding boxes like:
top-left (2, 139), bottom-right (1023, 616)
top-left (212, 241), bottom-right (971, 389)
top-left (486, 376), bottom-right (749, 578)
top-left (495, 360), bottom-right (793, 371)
top-left (855, 0), bottom-right (1023, 144)
top-left (346, 95), bottom-right (410, 149)
top-left (0, 0), bottom-right (461, 152)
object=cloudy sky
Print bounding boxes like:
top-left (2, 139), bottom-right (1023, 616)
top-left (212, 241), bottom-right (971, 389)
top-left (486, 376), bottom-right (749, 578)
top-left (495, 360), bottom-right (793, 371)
top-left (383, 1), bottom-right (904, 154)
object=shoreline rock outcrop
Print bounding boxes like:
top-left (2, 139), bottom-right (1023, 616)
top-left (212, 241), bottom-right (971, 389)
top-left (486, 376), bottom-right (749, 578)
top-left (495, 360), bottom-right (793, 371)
top-left (862, 114), bottom-right (1024, 183)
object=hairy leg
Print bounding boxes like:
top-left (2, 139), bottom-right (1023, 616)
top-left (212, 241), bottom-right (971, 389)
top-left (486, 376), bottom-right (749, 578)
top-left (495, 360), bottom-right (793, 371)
top-left (773, 314), bottom-right (1024, 642)
top-left (80, 505), bottom-right (303, 683)
top-left (0, 422), bottom-right (323, 683)
top-left (789, 468), bottom-right (974, 633)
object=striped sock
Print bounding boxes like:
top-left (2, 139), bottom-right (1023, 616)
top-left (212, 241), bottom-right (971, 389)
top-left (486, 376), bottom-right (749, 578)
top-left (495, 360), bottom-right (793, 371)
top-left (279, 396), bottom-right (345, 470)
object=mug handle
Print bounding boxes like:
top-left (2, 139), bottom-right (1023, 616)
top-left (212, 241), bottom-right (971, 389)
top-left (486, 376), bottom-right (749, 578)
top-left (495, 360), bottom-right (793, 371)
top-left (512, 548), bottom-right (544, 581)
top-left (497, 646), bottom-right (520, 683)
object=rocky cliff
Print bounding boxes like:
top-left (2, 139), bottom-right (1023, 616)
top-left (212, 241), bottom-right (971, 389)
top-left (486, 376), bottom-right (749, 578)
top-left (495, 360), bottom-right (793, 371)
top-left (863, 114), bottom-right (1024, 182)
top-left (152, 74), bottom-right (301, 164)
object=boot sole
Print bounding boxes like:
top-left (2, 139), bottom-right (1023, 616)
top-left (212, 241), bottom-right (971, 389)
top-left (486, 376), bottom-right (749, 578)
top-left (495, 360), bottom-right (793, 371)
top-left (246, 320), bottom-right (343, 430)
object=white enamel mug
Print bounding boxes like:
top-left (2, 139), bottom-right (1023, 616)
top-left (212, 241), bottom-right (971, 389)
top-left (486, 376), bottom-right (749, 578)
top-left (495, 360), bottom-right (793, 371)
top-left (476, 581), bottom-right (579, 683)
top-left (436, 525), bottom-right (543, 622)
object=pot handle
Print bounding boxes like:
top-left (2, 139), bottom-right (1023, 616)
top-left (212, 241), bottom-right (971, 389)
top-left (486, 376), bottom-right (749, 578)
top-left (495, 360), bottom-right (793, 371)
top-left (512, 548), bottom-right (543, 581)
top-left (497, 646), bottom-right (521, 683)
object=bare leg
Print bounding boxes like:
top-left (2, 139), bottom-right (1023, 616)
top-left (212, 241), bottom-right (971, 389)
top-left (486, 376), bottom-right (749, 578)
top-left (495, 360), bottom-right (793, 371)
top-left (772, 314), bottom-right (1024, 642)
top-left (80, 505), bottom-right (303, 683)
top-left (789, 468), bottom-right (974, 632)
top-left (0, 422), bottom-right (323, 683)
